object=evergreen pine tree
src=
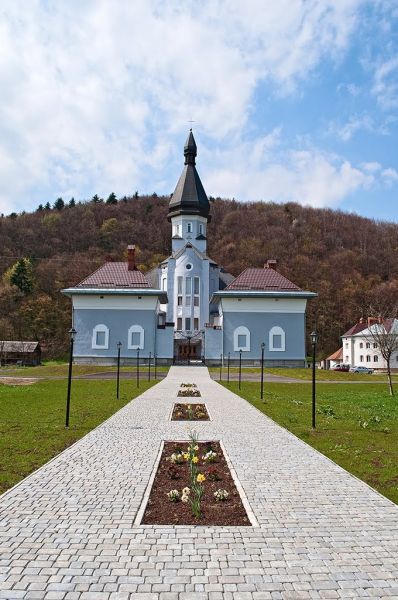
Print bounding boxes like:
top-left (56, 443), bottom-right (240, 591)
top-left (69, 197), bottom-right (76, 208)
top-left (37, 204), bottom-right (44, 212)
top-left (44, 202), bottom-right (51, 210)
top-left (106, 192), bottom-right (117, 204)
top-left (10, 258), bottom-right (34, 295)
top-left (54, 197), bottom-right (65, 210)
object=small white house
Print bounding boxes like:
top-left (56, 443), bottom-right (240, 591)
top-left (341, 317), bottom-right (398, 370)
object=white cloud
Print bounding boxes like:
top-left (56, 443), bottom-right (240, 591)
top-left (372, 56), bottom-right (398, 109)
top-left (205, 140), bottom-right (374, 207)
top-left (0, 0), bottom-right (367, 212)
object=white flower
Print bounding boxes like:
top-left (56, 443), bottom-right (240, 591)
top-left (214, 489), bottom-right (229, 501)
top-left (182, 487), bottom-right (191, 495)
top-left (170, 453), bottom-right (183, 464)
top-left (181, 494), bottom-right (189, 503)
top-left (202, 450), bottom-right (217, 462)
top-left (167, 489), bottom-right (180, 502)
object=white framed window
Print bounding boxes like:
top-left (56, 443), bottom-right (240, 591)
top-left (359, 342), bottom-right (363, 348)
top-left (194, 276), bottom-right (200, 307)
top-left (185, 276), bottom-right (192, 306)
top-left (185, 317), bottom-right (191, 331)
top-left (187, 222), bottom-right (192, 233)
top-left (269, 326), bottom-right (286, 352)
top-left (233, 326), bottom-right (250, 352)
top-left (128, 324), bottom-right (144, 350)
top-left (366, 342), bottom-right (371, 349)
top-left (373, 343), bottom-right (378, 348)
top-left (92, 324), bottom-right (109, 349)
top-left (366, 355), bottom-right (371, 362)
top-left (360, 355), bottom-right (364, 362)
top-left (177, 317), bottom-right (182, 331)
top-left (194, 317), bottom-right (199, 330)
top-left (374, 355), bottom-right (378, 362)
top-left (198, 223), bottom-right (204, 235)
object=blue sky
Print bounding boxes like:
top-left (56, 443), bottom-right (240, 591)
top-left (0, 0), bottom-right (398, 221)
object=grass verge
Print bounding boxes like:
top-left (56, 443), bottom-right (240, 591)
top-left (222, 381), bottom-right (398, 505)
top-left (0, 378), bottom-right (156, 494)
top-left (0, 361), bottom-right (170, 377)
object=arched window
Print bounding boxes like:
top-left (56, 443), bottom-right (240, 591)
top-left (233, 326), bottom-right (250, 352)
top-left (359, 342), bottom-right (363, 349)
top-left (128, 325), bottom-right (144, 350)
top-left (269, 326), bottom-right (286, 352)
top-left (92, 324), bottom-right (109, 349)
top-left (374, 355), bottom-right (378, 362)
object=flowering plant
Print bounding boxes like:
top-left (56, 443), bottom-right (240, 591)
top-left (202, 450), bottom-right (217, 463)
top-left (207, 467), bottom-right (220, 481)
top-left (196, 473), bottom-right (206, 483)
top-left (170, 453), bottom-right (184, 464)
top-left (181, 487), bottom-right (190, 503)
top-left (214, 489), bottom-right (229, 501)
top-left (167, 489), bottom-right (180, 502)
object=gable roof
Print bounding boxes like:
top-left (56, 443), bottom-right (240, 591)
top-left (225, 267), bottom-right (301, 291)
top-left (77, 262), bottom-right (150, 289)
top-left (327, 348), bottom-right (343, 361)
top-left (342, 322), bottom-right (368, 337)
top-left (0, 341), bottom-right (40, 353)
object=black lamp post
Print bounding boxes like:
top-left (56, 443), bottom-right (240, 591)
top-left (65, 327), bottom-right (76, 428)
top-left (239, 349), bottom-right (242, 390)
top-left (227, 352), bottom-right (230, 384)
top-left (154, 353), bottom-right (157, 380)
top-left (148, 351), bottom-right (152, 381)
top-left (260, 342), bottom-right (265, 400)
top-left (136, 348), bottom-right (140, 388)
top-left (116, 341), bottom-right (122, 399)
top-left (310, 330), bottom-right (318, 428)
top-left (219, 353), bottom-right (222, 382)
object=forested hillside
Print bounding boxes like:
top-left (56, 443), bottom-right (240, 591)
top-left (1, 194), bottom-right (398, 358)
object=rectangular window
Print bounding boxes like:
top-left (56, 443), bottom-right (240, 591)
top-left (373, 343), bottom-right (378, 348)
top-left (273, 334), bottom-right (282, 349)
top-left (366, 342), bottom-right (370, 348)
top-left (345, 343), bottom-right (348, 349)
top-left (194, 277), bottom-right (199, 294)
top-left (366, 355), bottom-right (371, 362)
top-left (374, 355), bottom-right (378, 362)
top-left (237, 334), bottom-right (247, 347)
top-left (185, 318), bottom-right (191, 331)
top-left (96, 331), bottom-right (105, 346)
top-left (194, 296), bottom-right (199, 306)
top-left (360, 355), bottom-right (364, 362)
top-left (187, 222), bottom-right (192, 233)
top-left (177, 296), bottom-right (182, 306)
top-left (198, 223), bottom-right (203, 235)
top-left (185, 277), bottom-right (192, 294)
top-left (177, 318), bottom-right (182, 331)
top-left (131, 332), bottom-right (141, 346)
top-left (177, 277), bottom-right (183, 294)
top-left (194, 318), bottom-right (199, 330)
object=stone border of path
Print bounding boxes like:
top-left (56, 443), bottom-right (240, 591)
top-left (134, 439), bottom-right (259, 527)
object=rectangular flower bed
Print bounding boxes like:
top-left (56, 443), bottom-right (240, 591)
top-left (177, 388), bottom-right (201, 397)
top-left (141, 440), bottom-right (251, 526)
top-left (171, 403), bottom-right (210, 421)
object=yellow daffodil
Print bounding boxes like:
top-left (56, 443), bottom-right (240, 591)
top-left (197, 473), bottom-right (206, 483)
top-left (183, 453), bottom-right (189, 460)
top-left (192, 456), bottom-right (199, 464)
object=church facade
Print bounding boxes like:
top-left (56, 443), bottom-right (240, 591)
top-left (62, 131), bottom-right (316, 366)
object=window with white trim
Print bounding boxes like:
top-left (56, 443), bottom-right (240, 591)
top-left (187, 222), bottom-right (192, 233)
top-left (360, 355), bottom-right (364, 362)
top-left (374, 355), bottom-right (378, 362)
top-left (366, 342), bottom-right (371, 349)
top-left (127, 324), bottom-right (144, 350)
top-left (233, 326), bottom-right (250, 352)
top-left (366, 355), bottom-right (371, 362)
top-left (92, 324), bottom-right (109, 349)
top-left (198, 223), bottom-right (204, 235)
top-left (359, 342), bottom-right (363, 348)
top-left (185, 276), bottom-right (192, 306)
top-left (194, 276), bottom-right (200, 306)
top-left (269, 326), bottom-right (286, 352)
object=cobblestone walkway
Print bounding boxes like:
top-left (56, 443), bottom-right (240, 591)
top-left (1, 367), bottom-right (397, 600)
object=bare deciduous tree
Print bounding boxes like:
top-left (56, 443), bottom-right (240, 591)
top-left (366, 316), bottom-right (398, 396)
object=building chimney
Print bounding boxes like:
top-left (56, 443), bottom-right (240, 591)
top-left (127, 245), bottom-right (136, 271)
top-left (359, 317), bottom-right (364, 324)
top-left (378, 315), bottom-right (383, 324)
top-left (367, 316), bottom-right (378, 328)
top-left (265, 259), bottom-right (277, 270)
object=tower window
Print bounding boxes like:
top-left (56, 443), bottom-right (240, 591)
top-left (194, 318), bottom-right (199, 330)
top-left (198, 223), bottom-right (204, 235)
top-left (187, 222), bottom-right (192, 233)
top-left (177, 318), bottom-right (182, 331)
top-left (186, 263), bottom-right (192, 270)
top-left (177, 276), bottom-right (183, 306)
top-left (185, 317), bottom-right (191, 331)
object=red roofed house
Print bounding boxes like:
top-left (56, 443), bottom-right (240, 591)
top-left (341, 317), bottom-right (398, 370)
top-left (62, 131), bottom-right (316, 365)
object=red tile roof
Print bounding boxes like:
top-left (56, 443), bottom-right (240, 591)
top-left (77, 262), bottom-right (150, 288)
top-left (226, 268), bottom-right (301, 291)
top-left (327, 348), bottom-right (343, 361)
top-left (342, 322), bottom-right (369, 337)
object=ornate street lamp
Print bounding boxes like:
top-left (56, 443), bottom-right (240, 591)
top-left (65, 327), bottom-right (76, 428)
top-left (310, 330), bottom-right (318, 428)
top-left (260, 342), bottom-right (265, 400)
top-left (116, 341), bottom-right (122, 399)
top-left (239, 349), bottom-right (242, 389)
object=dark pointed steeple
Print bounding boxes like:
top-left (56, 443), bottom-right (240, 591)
top-left (168, 130), bottom-right (211, 222)
top-left (184, 129), bottom-right (197, 165)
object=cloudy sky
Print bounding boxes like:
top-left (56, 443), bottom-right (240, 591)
top-left (1, 0), bottom-right (398, 221)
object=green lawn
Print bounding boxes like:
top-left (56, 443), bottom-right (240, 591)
top-left (0, 378), bottom-right (156, 494)
top-left (0, 361), bottom-right (169, 378)
top-left (211, 366), bottom-right (398, 382)
top-left (222, 381), bottom-right (398, 505)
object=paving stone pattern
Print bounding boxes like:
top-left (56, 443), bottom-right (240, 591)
top-left (1, 366), bottom-right (398, 599)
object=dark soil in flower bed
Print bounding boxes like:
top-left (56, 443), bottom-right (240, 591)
top-left (171, 403), bottom-right (210, 421)
top-left (141, 441), bottom-right (251, 526)
top-left (177, 389), bottom-right (201, 397)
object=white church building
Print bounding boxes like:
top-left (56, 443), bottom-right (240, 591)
top-left (62, 131), bottom-right (316, 365)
